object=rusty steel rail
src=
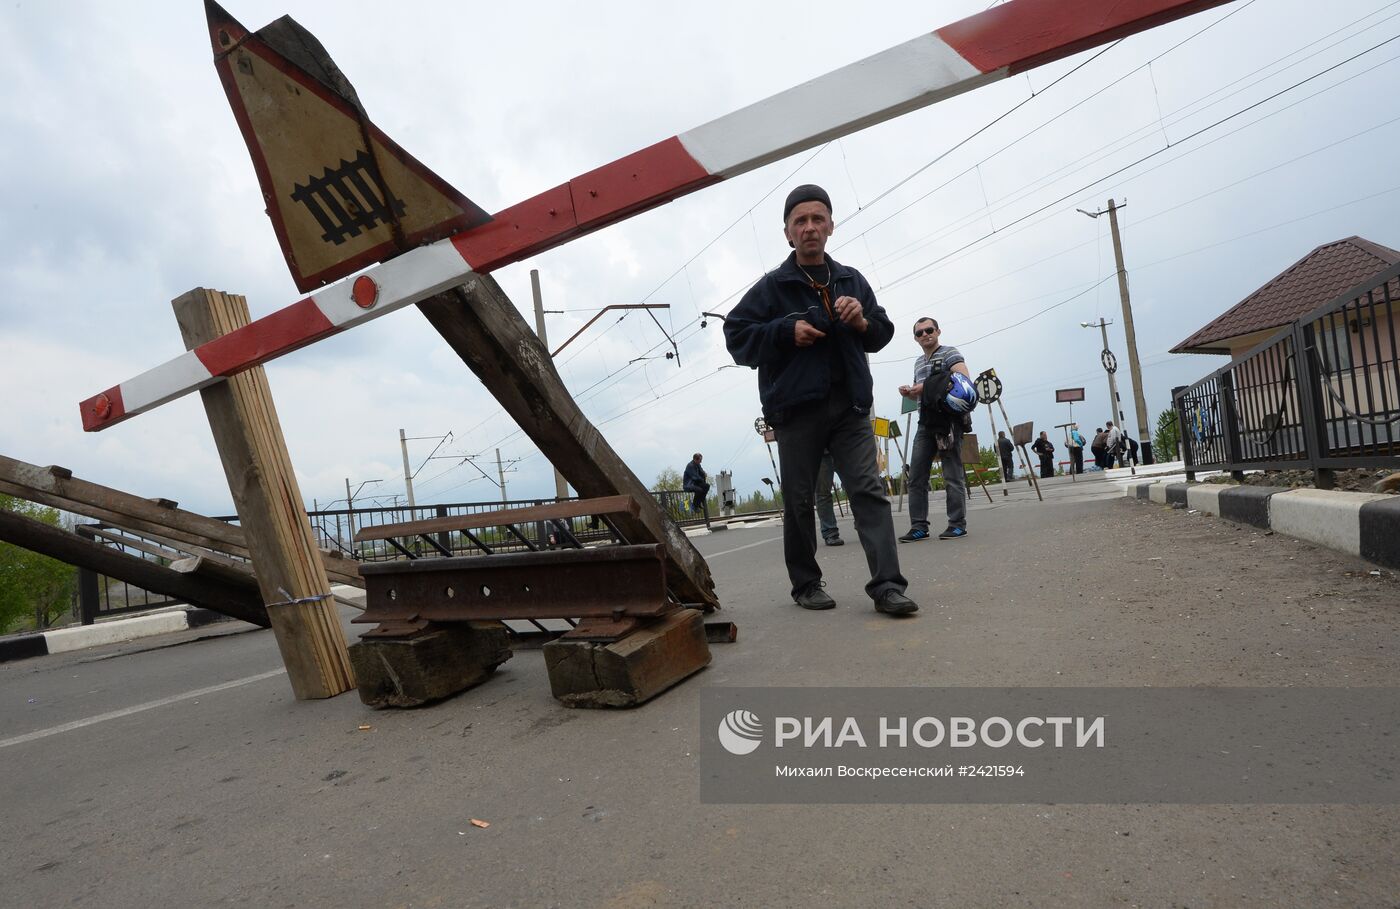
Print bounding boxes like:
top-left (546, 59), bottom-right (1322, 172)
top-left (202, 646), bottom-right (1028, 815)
top-left (356, 544), bottom-right (672, 626)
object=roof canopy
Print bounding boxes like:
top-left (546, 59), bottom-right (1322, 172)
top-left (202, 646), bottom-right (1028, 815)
top-left (1171, 236), bottom-right (1400, 355)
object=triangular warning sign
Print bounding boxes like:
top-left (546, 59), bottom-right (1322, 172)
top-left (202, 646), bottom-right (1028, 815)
top-left (206, 1), bottom-right (491, 292)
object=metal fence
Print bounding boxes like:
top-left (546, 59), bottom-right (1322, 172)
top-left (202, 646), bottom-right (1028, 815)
top-left (303, 492), bottom-right (709, 562)
top-left (75, 524), bottom-right (188, 624)
top-left (1175, 260), bottom-right (1400, 485)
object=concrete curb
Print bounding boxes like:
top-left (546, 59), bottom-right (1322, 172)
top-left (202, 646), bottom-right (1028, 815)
top-left (1125, 481), bottom-right (1400, 568)
top-left (0, 607), bottom-right (239, 664)
top-left (0, 583), bottom-right (368, 665)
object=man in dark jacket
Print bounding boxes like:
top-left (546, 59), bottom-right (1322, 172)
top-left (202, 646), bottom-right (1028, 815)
top-left (682, 453), bottom-right (709, 513)
top-left (1031, 431), bottom-right (1056, 478)
top-left (724, 184), bottom-right (917, 617)
top-left (997, 431), bottom-right (1015, 482)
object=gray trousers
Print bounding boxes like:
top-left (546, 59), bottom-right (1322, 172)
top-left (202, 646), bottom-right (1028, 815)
top-left (909, 421), bottom-right (967, 533)
top-left (815, 451), bottom-right (839, 541)
top-left (775, 391), bottom-right (906, 600)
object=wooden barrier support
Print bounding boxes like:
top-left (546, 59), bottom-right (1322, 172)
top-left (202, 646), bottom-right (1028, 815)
top-left (416, 275), bottom-right (718, 610)
top-left (174, 288), bottom-right (354, 700)
top-left (0, 455), bottom-right (362, 588)
top-left (543, 609), bottom-right (711, 708)
top-left (0, 508), bottom-right (269, 626)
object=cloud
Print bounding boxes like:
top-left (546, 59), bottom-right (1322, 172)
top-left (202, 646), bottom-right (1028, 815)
top-left (3, 0), bottom-right (1399, 519)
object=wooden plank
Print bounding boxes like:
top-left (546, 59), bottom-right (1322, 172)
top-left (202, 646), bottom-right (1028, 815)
top-left (543, 609), bottom-right (711, 708)
top-left (348, 622), bottom-right (511, 709)
top-left (175, 288), bottom-right (354, 700)
top-left (0, 508), bottom-right (269, 627)
top-left (354, 494), bottom-right (637, 542)
top-left (415, 275), bottom-right (718, 609)
top-left (0, 457), bottom-right (363, 587)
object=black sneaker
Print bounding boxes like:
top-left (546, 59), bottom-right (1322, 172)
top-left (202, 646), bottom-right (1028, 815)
top-left (823, 536), bottom-right (845, 547)
top-left (793, 581), bottom-right (836, 610)
top-left (938, 527), bottom-right (968, 540)
top-left (898, 528), bottom-right (930, 543)
top-left (874, 590), bottom-right (919, 616)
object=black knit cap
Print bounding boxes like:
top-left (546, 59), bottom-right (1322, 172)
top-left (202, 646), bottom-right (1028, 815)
top-left (783, 184), bottom-right (832, 222)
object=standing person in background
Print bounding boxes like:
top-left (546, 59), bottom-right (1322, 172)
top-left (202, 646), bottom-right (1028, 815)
top-left (1067, 424), bottom-right (1086, 474)
top-left (1105, 421), bottom-right (1124, 468)
top-left (723, 184), bottom-right (917, 616)
top-left (815, 451), bottom-right (843, 546)
top-left (997, 430), bottom-right (1015, 482)
top-left (899, 318), bottom-right (972, 542)
top-left (1031, 431), bottom-right (1056, 478)
top-left (682, 453), bottom-right (709, 513)
top-left (1123, 431), bottom-right (1140, 467)
top-left (1091, 427), bottom-right (1109, 468)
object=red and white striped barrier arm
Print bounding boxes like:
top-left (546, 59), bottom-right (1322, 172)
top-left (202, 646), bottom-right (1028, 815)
top-left (81, 0), bottom-right (1231, 431)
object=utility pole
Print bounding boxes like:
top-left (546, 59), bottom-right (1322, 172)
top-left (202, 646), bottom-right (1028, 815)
top-left (398, 428), bottom-right (415, 510)
top-left (495, 448), bottom-right (508, 503)
top-left (1083, 317), bottom-right (1124, 432)
top-left (1081, 199), bottom-right (1154, 462)
top-left (531, 269), bottom-right (571, 500)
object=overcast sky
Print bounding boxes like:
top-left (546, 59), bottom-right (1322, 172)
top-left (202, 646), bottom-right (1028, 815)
top-left (4, 0), bottom-right (1400, 516)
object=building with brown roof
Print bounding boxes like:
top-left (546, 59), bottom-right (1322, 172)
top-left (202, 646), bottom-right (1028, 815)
top-left (1172, 236), bottom-right (1400, 357)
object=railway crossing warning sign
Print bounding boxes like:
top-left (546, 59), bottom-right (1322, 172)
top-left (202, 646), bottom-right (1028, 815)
top-left (208, 3), bottom-right (491, 292)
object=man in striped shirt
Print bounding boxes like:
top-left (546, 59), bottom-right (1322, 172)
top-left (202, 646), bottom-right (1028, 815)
top-left (898, 318), bottom-right (971, 542)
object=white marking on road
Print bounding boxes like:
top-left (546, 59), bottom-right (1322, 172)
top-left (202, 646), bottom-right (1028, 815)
top-left (0, 668), bottom-right (286, 750)
top-left (707, 536), bottom-right (783, 559)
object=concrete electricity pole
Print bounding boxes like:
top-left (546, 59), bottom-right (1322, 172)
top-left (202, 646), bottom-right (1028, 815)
top-left (1081, 317), bottom-right (1124, 431)
top-left (531, 269), bottom-right (570, 500)
top-left (1080, 199), bottom-right (1154, 462)
top-left (495, 448), bottom-right (508, 503)
top-left (398, 428), bottom-right (415, 509)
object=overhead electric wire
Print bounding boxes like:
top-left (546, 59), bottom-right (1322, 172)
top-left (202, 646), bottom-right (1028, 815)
top-left (876, 29), bottom-right (1400, 293)
top-left (409, 7), bottom-right (1400, 496)
top-left (864, 2), bottom-right (1400, 277)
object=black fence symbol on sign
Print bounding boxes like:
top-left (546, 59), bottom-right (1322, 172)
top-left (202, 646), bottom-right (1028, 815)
top-left (290, 149), bottom-right (407, 245)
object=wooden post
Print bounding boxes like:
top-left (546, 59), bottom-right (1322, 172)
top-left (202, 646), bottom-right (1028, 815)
top-left (174, 288), bottom-right (354, 700)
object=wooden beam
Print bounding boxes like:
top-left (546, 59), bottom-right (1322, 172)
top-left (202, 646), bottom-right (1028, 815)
top-left (0, 456), bottom-right (363, 587)
top-left (354, 494), bottom-right (638, 542)
top-left (415, 275), bottom-right (718, 609)
top-left (0, 508), bottom-right (269, 627)
top-left (174, 288), bottom-right (354, 700)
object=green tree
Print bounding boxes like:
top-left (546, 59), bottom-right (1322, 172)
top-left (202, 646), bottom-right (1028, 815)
top-left (653, 467), bottom-right (683, 492)
top-left (1154, 408), bottom-right (1181, 462)
top-left (977, 444), bottom-right (1003, 485)
top-left (0, 495), bottom-right (78, 633)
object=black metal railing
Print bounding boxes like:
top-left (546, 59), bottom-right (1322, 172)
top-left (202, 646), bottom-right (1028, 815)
top-left (75, 524), bottom-right (187, 624)
top-left (1175, 260), bottom-right (1400, 485)
top-left (652, 490), bottom-right (710, 529)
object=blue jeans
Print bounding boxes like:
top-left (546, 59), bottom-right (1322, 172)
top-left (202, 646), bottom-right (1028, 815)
top-left (909, 421), bottom-right (966, 533)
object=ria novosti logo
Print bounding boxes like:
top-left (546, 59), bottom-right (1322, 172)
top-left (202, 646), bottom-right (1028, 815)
top-left (717, 709), bottom-right (764, 755)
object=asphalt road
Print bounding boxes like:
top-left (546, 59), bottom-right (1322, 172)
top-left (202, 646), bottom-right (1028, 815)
top-left (2, 473), bottom-right (1398, 908)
